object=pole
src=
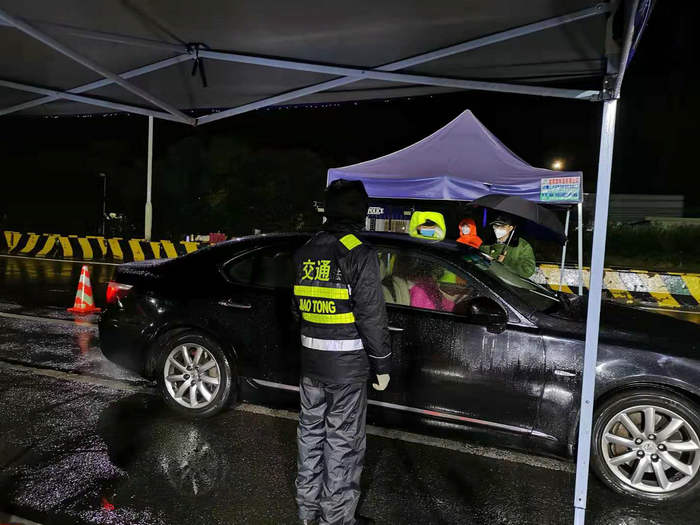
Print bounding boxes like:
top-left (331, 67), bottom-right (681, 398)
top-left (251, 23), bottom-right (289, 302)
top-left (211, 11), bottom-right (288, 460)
top-left (100, 172), bottom-right (107, 236)
top-left (559, 208), bottom-right (571, 291)
top-left (577, 202), bottom-right (584, 295)
top-left (573, 98), bottom-right (618, 525)
top-left (145, 116), bottom-right (153, 241)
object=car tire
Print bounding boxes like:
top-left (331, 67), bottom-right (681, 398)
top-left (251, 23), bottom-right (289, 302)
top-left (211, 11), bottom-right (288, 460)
top-left (155, 330), bottom-right (235, 418)
top-left (592, 388), bottom-right (700, 502)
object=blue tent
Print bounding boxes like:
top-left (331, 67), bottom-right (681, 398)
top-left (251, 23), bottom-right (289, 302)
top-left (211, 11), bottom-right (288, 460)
top-left (327, 110), bottom-right (582, 203)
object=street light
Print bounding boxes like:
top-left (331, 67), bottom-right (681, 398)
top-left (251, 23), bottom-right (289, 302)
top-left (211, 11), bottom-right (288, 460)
top-left (551, 159), bottom-right (564, 170)
top-left (99, 172), bottom-right (107, 236)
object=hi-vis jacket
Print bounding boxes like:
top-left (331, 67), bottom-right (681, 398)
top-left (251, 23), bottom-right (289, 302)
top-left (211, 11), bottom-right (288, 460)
top-left (292, 231), bottom-right (391, 384)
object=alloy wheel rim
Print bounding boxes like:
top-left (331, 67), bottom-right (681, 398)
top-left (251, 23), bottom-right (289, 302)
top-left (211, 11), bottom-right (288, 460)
top-left (163, 344), bottom-right (221, 409)
top-left (602, 404), bottom-right (700, 493)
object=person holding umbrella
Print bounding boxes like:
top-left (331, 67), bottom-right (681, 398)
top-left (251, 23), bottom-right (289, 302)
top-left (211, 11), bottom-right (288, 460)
top-left (480, 214), bottom-right (536, 278)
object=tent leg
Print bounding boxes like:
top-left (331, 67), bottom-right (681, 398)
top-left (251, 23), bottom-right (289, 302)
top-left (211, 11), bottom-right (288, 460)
top-left (577, 202), bottom-right (584, 295)
top-left (145, 116), bottom-right (153, 241)
top-left (559, 208), bottom-right (571, 291)
top-left (573, 99), bottom-right (618, 525)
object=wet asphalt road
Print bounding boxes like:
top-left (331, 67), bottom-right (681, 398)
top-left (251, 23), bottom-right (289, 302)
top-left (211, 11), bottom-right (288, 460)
top-left (2, 255), bottom-right (700, 524)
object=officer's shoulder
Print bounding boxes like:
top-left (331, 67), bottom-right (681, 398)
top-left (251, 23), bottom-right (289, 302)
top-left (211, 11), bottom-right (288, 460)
top-left (335, 233), bottom-right (375, 257)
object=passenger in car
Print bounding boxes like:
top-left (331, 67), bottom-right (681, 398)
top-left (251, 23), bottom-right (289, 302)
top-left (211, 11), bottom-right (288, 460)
top-left (379, 253), bottom-right (411, 306)
top-left (408, 263), bottom-right (455, 312)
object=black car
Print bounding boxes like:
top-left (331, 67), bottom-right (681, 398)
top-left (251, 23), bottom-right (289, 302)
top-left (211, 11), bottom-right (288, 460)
top-left (99, 232), bottom-right (700, 502)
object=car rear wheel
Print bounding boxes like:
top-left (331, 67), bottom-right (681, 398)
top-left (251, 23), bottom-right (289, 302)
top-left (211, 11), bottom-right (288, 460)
top-left (156, 331), bottom-right (235, 418)
top-left (592, 389), bottom-right (700, 502)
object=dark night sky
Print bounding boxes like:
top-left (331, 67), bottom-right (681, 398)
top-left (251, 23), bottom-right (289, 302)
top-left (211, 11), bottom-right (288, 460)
top-left (0, 1), bottom-right (697, 236)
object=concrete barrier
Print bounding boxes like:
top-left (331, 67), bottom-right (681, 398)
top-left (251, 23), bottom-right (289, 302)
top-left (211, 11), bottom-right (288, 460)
top-left (533, 264), bottom-right (700, 308)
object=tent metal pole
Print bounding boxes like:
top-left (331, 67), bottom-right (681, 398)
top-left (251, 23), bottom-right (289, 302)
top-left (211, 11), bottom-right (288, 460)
top-left (197, 4), bottom-right (609, 125)
top-left (574, 0), bottom-right (637, 519)
top-left (0, 54), bottom-right (191, 118)
top-left (200, 50), bottom-right (600, 101)
top-left (0, 78), bottom-right (187, 123)
top-left (0, 7), bottom-right (195, 125)
top-left (577, 202), bottom-right (584, 295)
top-left (145, 116), bottom-right (154, 241)
top-left (559, 208), bottom-right (571, 291)
top-left (573, 96), bottom-right (617, 525)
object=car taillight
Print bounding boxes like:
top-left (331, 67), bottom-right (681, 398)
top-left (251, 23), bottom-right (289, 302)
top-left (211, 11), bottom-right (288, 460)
top-left (106, 281), bottom-right (133, 304)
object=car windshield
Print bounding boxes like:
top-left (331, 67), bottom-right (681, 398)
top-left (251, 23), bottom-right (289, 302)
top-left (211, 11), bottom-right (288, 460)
top-left (462, 252), bottom-right (560, 312)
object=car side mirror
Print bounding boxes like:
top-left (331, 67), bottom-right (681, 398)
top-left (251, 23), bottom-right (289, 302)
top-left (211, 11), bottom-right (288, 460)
top-left (461, 296), bottom-right (507, 333)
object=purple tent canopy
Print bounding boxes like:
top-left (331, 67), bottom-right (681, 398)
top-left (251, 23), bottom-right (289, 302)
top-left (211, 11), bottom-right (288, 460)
top-left (327, 110), bottom-right (582, 203)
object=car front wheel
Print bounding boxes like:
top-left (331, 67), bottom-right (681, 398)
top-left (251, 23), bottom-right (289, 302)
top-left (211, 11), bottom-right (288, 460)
top-left (592, 389), bottom-right (700, 502)
top-left (156, 331), bottom-right (235, 418)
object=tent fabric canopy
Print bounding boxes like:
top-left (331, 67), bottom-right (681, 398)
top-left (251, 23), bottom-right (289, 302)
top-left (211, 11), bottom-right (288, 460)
top-left (0, 0), bottom-right (615, 122)
top-left (327, 110), bottom-right (583, 203)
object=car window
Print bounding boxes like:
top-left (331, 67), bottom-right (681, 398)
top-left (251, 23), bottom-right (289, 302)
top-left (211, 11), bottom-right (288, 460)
top-left (224, 246), bottom-right (294, 288)
top-left (377, 248), bottom-right (481, 313)
top-left (462, 252), bottom-right (559, 312)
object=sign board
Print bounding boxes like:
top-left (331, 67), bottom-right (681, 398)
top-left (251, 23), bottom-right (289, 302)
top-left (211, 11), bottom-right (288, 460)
top-left (540, 176), bottom-right (581, 202)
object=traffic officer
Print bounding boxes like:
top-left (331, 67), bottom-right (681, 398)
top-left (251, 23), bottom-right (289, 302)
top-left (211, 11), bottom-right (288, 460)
top-left (293, 179), bottom-right (391, 525)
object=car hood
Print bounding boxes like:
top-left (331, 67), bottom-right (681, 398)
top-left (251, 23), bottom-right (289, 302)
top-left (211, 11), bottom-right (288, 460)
top-left (538, 296), bottom-right (700, 357)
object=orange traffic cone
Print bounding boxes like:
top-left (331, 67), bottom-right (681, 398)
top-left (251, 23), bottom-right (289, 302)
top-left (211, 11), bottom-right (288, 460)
top-left (68, 265), bottom-right (101, 314)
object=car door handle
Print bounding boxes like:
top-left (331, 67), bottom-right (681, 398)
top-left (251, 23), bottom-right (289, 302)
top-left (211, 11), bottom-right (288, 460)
top-left (388, 326), bottom-right (404, 332)
top-left (218, 299), bottom-right (252, 309)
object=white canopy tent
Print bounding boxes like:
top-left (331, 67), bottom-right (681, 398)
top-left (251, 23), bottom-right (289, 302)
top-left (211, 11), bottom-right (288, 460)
top-left (0, 1), bottom-right (654, 522)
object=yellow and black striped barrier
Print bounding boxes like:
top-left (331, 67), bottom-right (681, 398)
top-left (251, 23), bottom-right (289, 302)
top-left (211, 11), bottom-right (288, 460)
top-left (534, 264), bottom-right (700, 309)
top-left (1, 230), bottom-right (201, 263)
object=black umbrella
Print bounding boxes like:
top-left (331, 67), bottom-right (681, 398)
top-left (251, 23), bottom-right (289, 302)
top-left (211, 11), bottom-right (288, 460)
top-left (470, 194), bottom-right (566, 243)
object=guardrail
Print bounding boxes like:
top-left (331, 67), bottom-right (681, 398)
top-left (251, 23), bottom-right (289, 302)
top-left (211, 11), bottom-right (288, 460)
top-left (3, 230), bottom-right (699, 309)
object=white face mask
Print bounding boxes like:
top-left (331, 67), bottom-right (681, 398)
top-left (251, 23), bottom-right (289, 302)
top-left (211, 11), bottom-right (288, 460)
top-left (461, 225), bottom-right (471, 235)
top-left (493, 226), bottom-right (509, 240)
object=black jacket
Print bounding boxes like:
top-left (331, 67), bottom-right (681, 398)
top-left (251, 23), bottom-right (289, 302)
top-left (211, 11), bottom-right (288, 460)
top-left (292, 230), bottom-right (391, 384)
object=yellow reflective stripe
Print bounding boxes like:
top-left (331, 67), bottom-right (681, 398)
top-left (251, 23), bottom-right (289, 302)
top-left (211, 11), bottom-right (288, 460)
top-left (150, 241), bottom-right (162, 259)
top-left (161, 240), bottom-right (178, 258)
top-left (294, 285), bottom-right (349, 300)
top-left (58, 236), bottom-right (73, 258)
top-left (19, 234), bottom-right (40, 253)
top-left (302, 312), bottom-right (355, 324)
top-left (36, 235), bottom-right (57, 257)
top-left (339, 234), bottom-right (362, 251)
top-left (95, 237), bottom-right (108, 257)
top-left (108, 238), bottom-right (123, 260)
top-left (77, 237), bottom-right (93, 259)
top-left (181, 241), bottom-right (199, 253)
top-left (682, 274), bottom-right (700, 304)
top-left (129, 239), bottom-right (145, 261)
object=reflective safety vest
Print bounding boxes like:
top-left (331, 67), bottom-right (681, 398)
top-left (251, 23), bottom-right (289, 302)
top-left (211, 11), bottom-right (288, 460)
top-left (292, 230), bottom-right (387, 383)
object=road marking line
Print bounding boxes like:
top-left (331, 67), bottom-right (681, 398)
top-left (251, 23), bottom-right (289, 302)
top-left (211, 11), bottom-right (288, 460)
top-left (0, 311), bottom-right (97, 327)
top-left (0, 254), bottom-right (120, 266)
top-left (0, 359), bottom-right (573, 473)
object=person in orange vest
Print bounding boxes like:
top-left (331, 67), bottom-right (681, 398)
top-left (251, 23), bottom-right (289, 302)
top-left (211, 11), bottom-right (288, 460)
top-left (456, 218), bottom-right (482, 249)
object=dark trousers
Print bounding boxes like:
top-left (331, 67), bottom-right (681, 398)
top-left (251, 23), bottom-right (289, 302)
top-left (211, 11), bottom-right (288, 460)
top-left (295, 376), bottom-right (368, 525)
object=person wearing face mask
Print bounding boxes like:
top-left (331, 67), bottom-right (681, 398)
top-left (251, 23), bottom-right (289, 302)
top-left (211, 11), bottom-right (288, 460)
top-left (456, 218), bottom-right (482, 249)
top-left (480, 215), bottom-right (536, 278)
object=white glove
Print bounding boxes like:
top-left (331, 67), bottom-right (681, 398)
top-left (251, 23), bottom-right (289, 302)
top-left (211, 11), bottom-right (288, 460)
top-left (372, 374), bottom-right (390, 391)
